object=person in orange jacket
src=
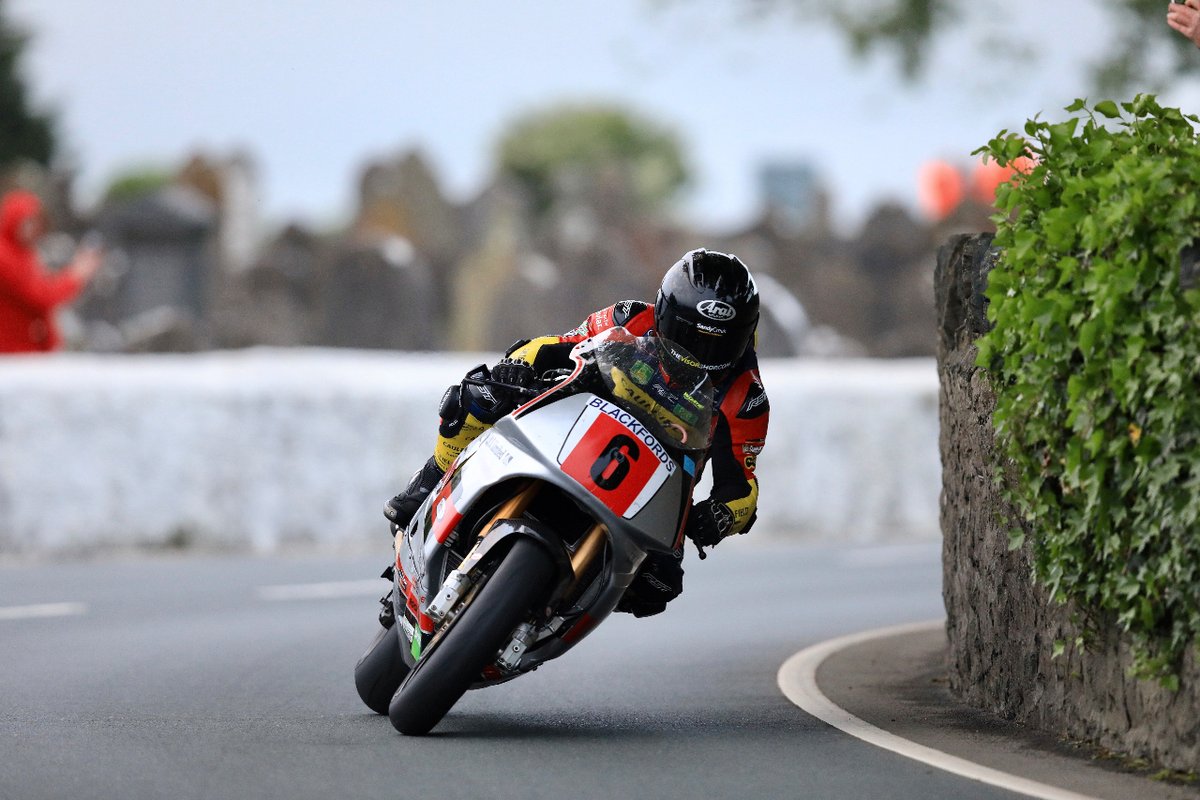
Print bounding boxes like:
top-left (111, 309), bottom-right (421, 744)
top-left (0, 190), bottom-right (101, 353)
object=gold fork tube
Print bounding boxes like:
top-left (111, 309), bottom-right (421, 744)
top-left (483, 481), bottom-right (540, 535)
top-left (569, 522), bottom-right (607, 578)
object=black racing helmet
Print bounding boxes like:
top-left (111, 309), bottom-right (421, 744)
top-left (654, 248), bottom-right (759, 372)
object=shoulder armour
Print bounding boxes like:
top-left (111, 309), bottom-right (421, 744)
top-left (612, 300), bottom-right (653, 328)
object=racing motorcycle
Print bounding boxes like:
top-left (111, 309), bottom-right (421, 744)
top-left (353, 327), bottom-right (714, 735)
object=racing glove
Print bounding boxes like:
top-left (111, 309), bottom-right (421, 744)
top-left (685, 499), bottom-right (735, 548)
top-left (490, 357), bottom-right (536, 400)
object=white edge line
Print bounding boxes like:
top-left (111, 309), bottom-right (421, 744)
top-left (0, 602), bottom-right (87, 621)
top-left (777, 619), bottom-right (1101, 800)
top-left (257, 579), bottom-right (385, 602)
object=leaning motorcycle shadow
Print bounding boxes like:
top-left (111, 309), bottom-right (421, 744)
top-left (376, 690), bottom-right (787, 738)
top-left (382, 705), bottom-right (692, 740)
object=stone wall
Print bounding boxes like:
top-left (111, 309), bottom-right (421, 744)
top-left (0, 350), bottom-right (940, 557)
top-left (936, 234), bottom-right (1200, 772)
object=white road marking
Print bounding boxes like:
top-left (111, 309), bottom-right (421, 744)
top-left (257, 579), bottom-right (384, 602)
top-left (0, 602), bottom-right (87, 621)
top-left (777, 620), bottom-right (1101, 800)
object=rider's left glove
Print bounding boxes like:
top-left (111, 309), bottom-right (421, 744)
top-left (685, 499), bottom-right (735, 548)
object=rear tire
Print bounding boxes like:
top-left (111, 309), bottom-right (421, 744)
top-left (354, 623), bottom-right (410, 715)
top-left (388, 537), bottom-right (556, 735)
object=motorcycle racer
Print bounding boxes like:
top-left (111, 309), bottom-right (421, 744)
top-left (384, 248), bottom-right (769, 617)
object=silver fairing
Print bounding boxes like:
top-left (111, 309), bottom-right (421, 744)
top-left (392, 391), bottom-right (694, 672)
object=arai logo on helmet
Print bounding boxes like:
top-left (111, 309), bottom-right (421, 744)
top-left (697, 300), bottom-right (736, 321)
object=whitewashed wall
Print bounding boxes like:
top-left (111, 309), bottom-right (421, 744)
top-left (0, 349), bottom-right (939, 555)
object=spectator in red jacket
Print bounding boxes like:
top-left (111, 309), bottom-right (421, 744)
top-left (0, 190), bottom-right (101, 353)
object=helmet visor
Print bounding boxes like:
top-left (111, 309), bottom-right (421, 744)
top-left (656, 313), bottom-right (754, 372)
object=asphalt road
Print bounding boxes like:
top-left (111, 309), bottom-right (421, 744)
top-left (0, 539), bottom-right (1027, 800)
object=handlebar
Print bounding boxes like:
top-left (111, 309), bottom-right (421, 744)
top-left (463, 364), bottom-right (579, 401)
top-left (461, 376), bottom-right (543, 400)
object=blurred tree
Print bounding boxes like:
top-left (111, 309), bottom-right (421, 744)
top-left (693, 0), bottom-right (1199, 92)
top-left (0, 0), bottom-right (55, 170)
top-left (496, 103), bottom-right (689, 216)
top-left (102, 167), bottom-right (173, 204)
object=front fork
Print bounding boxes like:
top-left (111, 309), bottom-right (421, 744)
top-left (493, 520), bottom-right (607, 671)
top-left (426, 481), bottom-right (543, 625)
top-left (431, 515), bottom-right (608, 626)
top-left (423, 484), bottom-right (610, 672)
top-left (565, 522), bottom-right (607, 596)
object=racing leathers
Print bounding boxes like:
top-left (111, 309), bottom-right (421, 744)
top-left (394, 299), bottom-right (770, 617)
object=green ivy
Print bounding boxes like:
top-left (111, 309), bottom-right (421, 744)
top-left (974, 95), bottom-right (1200, 685)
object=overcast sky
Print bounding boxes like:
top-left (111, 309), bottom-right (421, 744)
top-left (9, 1), bottom-right (1195, 234)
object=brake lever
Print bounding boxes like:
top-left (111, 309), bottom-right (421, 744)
top-left (497, 382), bottom-right (542, 398)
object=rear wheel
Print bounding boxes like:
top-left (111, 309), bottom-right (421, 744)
top-left (388, 537), bottom-right (557, 735)
top-left (354, 623), bottom-right (410, 715)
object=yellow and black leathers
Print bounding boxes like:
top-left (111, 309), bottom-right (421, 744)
top-left (431, 300), bottom-right (769, 535)
top-left (432, 364), bottom-right (514, 472)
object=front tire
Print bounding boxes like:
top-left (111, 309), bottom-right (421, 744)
top-left (388, 537), bottom-right (556, 735)
top-left (354, 623), bottom-right (410, 715)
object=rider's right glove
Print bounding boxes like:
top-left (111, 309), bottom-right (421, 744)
top-left (490, 357), bottom-right (536, 401)
top-left (685, 499), bottom-right (735, 548)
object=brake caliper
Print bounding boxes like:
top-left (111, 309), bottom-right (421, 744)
top-left (426, 569), bottom-right (472, 625)
top-left (496, 622), bottom-right (538, 672)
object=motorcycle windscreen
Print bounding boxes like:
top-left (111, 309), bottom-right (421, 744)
top-left (591, 335), bottom-right (713, 453)
top-left (557, 397), bottom-right (676, 519)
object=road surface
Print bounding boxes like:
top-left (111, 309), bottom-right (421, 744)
top-left (0, 539), bottom-right (1026, 800)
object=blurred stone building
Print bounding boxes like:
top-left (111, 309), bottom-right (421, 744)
top-left (43, 147), bottom-right (990, 359)
top-left (213, 225), bottom-right (323, 348)
top-left (81, 184), bottom-right (219, 352)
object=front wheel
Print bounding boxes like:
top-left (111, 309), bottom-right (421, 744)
top-left (354, 623), bottom-right (410, 715)
top-left (388, 537), bottom-right (557, 735)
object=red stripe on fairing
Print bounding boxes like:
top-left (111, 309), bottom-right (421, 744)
top-left (429, 478), bottom-right (463, 545)
top-left (513, 357), bottom-right (585, 418)
top-left (398, 569), bottom-right (422, 622)
top-left (432, 508), bottom-right (463, 545)
top-left (400, 579), bottom-right (413, 606)
top-left (419, 612), bottom-right (434, 635)
top-left (514, 315), bottom-right (650, 419)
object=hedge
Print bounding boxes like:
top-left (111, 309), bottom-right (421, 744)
top-left (975, 96), bottom-right (1200, 685)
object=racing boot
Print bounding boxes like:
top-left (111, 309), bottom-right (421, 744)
top-left (615, 548), bottom-right (684, 618)
top-left (384, 456), bottom-right (444, 535)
